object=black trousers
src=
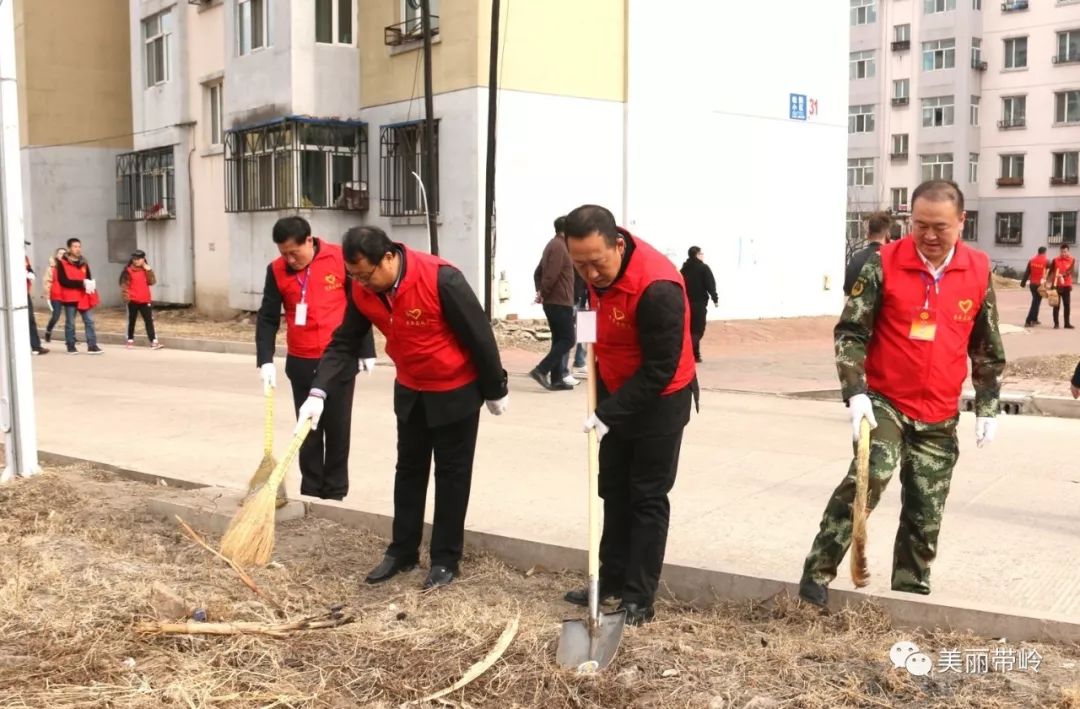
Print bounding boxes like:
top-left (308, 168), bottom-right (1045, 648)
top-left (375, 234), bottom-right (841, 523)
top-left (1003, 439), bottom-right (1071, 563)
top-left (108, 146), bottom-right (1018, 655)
top-left (689, 301), bottom-right (707, 360)
top-left (28, 305), bottom-right (41, 351)
top-left (536, 304), bottom-right (575, 383)
top-left (285, 355), bottom-right (355, 499)
top-left (388, 399), bottom-right (480, 570)
top-left (598, 427), bottom-right (685, 606)
top-left (127, 303), bottom-right (156, 341)
top-left (1054, 286), bottom-right (1073, 327)
top-left (1025, 284), bottom-right (1042, 324)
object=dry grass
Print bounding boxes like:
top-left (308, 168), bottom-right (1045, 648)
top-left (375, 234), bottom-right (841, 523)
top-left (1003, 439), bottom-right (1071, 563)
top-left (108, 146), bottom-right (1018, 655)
top-left (2, 466), bottom-right (1080, 708)
top-left (1004, 353), bottom-right (1078, 382)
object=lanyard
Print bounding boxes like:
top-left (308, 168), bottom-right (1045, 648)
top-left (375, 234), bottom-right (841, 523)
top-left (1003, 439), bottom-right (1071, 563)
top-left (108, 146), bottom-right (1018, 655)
top-left (920, 270), bottom-right (946, 309)
top-left (296, 267), bottom-right (311, 304)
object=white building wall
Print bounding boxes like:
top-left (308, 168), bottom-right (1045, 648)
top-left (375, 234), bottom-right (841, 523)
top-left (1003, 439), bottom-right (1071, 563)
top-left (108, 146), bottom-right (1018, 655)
top-left (626, 0), bottom-right (849, 319)
top-left (223, 0), bottom-right (294, 125)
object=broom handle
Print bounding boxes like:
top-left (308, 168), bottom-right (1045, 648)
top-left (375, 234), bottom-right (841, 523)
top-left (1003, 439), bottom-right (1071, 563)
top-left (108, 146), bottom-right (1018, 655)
top-left (263, 388), bottom-right (274, 456)
top-left (265, 419), bottom-right (312, 492)
top-left (586, 343), bottom-right (601, 626)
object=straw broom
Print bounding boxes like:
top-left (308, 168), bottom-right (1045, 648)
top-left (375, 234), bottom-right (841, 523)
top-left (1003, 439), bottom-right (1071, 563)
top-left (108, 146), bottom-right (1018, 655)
top-left (221, 420), bottom-right (311, 567)
top-left (850, 417), bottom-right (872, 588)
top-left (247, 388), bottom-right (287, 509)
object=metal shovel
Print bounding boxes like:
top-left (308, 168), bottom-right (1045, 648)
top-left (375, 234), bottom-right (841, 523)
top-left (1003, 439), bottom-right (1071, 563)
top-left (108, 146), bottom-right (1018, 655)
top-left (556, 343), bottom-right (626, 672)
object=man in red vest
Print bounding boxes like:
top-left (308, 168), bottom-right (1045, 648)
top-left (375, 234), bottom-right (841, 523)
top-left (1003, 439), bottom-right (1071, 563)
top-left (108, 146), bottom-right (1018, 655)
top-left (1048, 244), bottom-right (1076, 329)
top-left (256, 217), bottom-right (374, 501)
top-left (560, 204), bottom-right (698, 626)
top-left (55, 238), bottom-right (102, 354)
top-left (1020, 246), bottom-right (1049, 327)
top-left (799, 181), bottom-right (1006, 608)
top-left (295, 226), bottom-right (508, 590)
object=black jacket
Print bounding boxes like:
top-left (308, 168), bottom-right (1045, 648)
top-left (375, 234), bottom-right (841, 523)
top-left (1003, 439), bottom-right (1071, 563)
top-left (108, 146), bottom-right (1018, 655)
top-left (843, 242), bottom-right (882, 296)
top-left (680, 258), bottom-right (718, 305)
top-left (312, 249), bottom-right (508, 428)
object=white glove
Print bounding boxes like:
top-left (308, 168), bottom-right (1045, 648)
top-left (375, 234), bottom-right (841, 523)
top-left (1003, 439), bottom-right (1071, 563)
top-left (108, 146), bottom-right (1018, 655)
top-left (26, 271), bottom-right (35, 282)
top-left (848, 393), bottom-right (878, 443)
top-left (485, 395), bottom-right (509, 416)
top-left (975, 417), bottom-right (997, 448)
top-left (359, 358), bottom-right (377, 375)
top-left (296, 395), bottom-right (325, 433)
top-left (583, 412), bottom-right (610, 442)
top-left (83, 278), bottom-right (96, 294)
top-left (259, 363), bottom-right (276, 394)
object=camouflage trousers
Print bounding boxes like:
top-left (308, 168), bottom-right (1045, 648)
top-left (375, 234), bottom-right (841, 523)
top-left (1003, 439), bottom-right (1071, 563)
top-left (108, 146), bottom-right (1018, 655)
top-left (801, 393), bottom-right (959, 594)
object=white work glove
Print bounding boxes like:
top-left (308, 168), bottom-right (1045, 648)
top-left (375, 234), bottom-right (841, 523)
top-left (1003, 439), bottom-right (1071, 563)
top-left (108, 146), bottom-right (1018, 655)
top-left (485, 395), bottom-right (509, 416)
top-left (848, 393), bottom-right (877, 443)
top-left (296, 395), bottom-right (325, 433)
top-left (83, 278), bottom-right (96, 294)
top-left (27, 271), bottom-right (35, 282)
top-left (975, 417), bottom-right (997, 448)
top-left (259, 363), bottom-right (276, 394)
top-left (359, 358), bottom-right (377, 375)
top-left (583, 412), bottom-right (610, 442)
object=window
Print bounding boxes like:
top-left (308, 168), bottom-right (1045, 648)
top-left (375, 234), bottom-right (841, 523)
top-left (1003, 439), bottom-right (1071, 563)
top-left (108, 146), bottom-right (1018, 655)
top-left (116, 148), bottom-right (175, 220)
top-left (380, 119), bottom-right (440, 216)
top-left (963, 212), bottom-right (978, 242)
top-left (1057, 30), bottom-right (1080, 64)
top-left (893, 78), bottom-right (910, 100)
top-left (851, 0), bottom-right (877, 25)
top-left (971, 38), bottom-right (982, 67)
top-left (970, 96), bottom-right (980, 126)
top-left (1004, 37), bottom-right (1027, 69)
top-left (995, 213), bottom-right (1023, 244)
top-left (924, 0), bottom-right (956, 12)
top-left (848, 104), bottom-right (875, 133)
top-left (207, 83), bottom-right (223, 146)
top-left (401, 0), bottom-right (439, 35)
top-left (224, 118), bottom-right (369, 212)
top-left (1052, 151), bottom-right (1080, 184)
top-left (969, 153), bottom-right (979, 183)
top-left (921, 153), bottom-right (954, 181)
top-left (848, 158), bottom-right (874, 187)
top-left (1049, 212), bottom-right (1078, 245)
top-left (238, 0), bottom-right (270, 55)
top-left (850, 50), bottom-right (876, 80)
top-left (923, 39), bottom-right (956, 70)
top-left (1002, 0), bottom-right (1029, 10)
top-left (895, 24), bottom-right (911, 42)
top-left (891, 133), bottom-right (909, 156)
top-left (1055, 90), bottom-right (1080, 124)
top-left (891, 187), bottom-right (909, 212)
top-left (922, 96), bottom-right (955, 127)
top-left (316, 0), bottom-right (353, 45)
top-left (1001, 95), bottom-right (1026, 128)
top-left (999, 154), bottom-right (1025, 184)
top-left (142, 10), bottom-right (171, 88)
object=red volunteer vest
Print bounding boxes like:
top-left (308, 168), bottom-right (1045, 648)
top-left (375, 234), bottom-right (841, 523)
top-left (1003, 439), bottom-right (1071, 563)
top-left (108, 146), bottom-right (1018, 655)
top-left (1028, 255), bottom-right (1048, 284)
top-left (59, 258), bottom-right (99, 310)
top-left (125, 266), bottom-right (152, 304)
top-left (350, 246), bottom-right (477, 392)
top-left (270, 239), bottom-right (348, 359)
top-left (865, 239), bottom-right (990, 423)
top-left (49, 264), bottom-right (63, 301)
top-left (590, 231), bottom-right (697, 395)
top-left (1054, 256), bottom-right (1075, 288)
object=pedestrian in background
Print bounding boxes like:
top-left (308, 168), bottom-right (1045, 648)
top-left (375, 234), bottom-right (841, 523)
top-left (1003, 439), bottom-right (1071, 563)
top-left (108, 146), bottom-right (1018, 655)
top-left (55, 238), bottom-right (102, 355)
top-left (43, 247), bottom-right (66, 344)
top-left (529, 215), bottom-right (577, 391)
top-left (843, 212), bottom-right (892, 296)
top-left (680, 246), bottom-right (718, 363)
top-left (1049, 244), bottom-right (1075, 329)
top-left (1020, 246), bottom-right (1049, 327)
top-left (120, 249), bottom-right (163, 349)
top-left (24, 252), bottom-right (47, 355)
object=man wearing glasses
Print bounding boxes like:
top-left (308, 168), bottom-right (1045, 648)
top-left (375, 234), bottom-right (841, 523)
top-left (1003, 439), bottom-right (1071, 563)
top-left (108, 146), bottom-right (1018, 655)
top-left (295, 226), bottom-right (509, 590)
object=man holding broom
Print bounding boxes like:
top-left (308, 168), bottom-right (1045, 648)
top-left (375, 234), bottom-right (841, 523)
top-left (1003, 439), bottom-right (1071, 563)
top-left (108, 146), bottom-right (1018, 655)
top-left (561, 205), bottom-right (698, 626)
top-left (256, 216), bottom-right (375, 501)
top-left (798, 181), bottom-right (1006, 608)
top-left (295, 226), bottom-right (508, 590)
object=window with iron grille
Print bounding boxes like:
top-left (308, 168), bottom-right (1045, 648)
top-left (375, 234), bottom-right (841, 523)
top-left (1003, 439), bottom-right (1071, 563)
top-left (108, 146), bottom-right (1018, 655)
top-left (379, 120), bottom-right (440, 217)
top-left (963, 211), bottom-right (978, 241)
top-left (995, 212), bottom-right (1023, 245)
top-left (116, 147), bottom-right (175, 220)
top-left (224, 118), bottom-right (369, 212)
top-left (1049, 212), bottom-right (1078, 245)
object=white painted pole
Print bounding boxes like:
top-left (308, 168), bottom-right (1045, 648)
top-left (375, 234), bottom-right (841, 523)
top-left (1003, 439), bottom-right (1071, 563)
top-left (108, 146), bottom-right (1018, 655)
top-left (411, 170), bottom-right (433, 254)
top-left (0, 0), bottom-right (41, 482)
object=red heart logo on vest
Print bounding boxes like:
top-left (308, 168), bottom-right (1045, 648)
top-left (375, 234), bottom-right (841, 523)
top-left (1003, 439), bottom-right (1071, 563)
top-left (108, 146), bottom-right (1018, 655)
top-left (958, 299), bottom-right (973, 314)
top-left (406, 308), bottom-right (423, 320)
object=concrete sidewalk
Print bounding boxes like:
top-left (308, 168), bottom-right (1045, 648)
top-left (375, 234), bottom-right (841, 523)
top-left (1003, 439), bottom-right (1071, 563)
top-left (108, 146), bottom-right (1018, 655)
top-left (28, 345), bottom-right (1080, 638)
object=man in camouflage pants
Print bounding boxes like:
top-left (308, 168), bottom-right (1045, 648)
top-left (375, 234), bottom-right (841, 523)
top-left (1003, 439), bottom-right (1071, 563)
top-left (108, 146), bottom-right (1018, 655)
top-left (799, 180), bottom-right (1006, 608)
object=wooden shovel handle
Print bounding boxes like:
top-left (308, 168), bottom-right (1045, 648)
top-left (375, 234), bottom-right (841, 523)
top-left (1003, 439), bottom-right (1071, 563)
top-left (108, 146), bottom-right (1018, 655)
top-left (263, 388), bottom-right (274, 456)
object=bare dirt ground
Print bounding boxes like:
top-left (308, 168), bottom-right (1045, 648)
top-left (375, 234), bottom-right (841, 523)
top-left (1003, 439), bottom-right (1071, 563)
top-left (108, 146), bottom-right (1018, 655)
top-left (2, 466), bottom-right (1080, 708)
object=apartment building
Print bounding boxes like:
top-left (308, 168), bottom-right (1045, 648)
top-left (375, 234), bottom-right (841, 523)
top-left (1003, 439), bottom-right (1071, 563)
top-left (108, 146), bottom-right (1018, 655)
top-left (848, 0), bottom-right (1080, 272)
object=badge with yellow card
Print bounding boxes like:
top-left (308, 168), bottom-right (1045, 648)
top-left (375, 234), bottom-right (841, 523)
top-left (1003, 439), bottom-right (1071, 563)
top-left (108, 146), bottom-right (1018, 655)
top-left (909, 308), bottom-right (937, 341)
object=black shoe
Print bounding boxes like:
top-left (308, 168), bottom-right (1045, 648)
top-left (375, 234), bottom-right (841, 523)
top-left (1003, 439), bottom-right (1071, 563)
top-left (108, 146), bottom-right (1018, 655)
top-left (617, 601), bottom-right (655, 626)
top-left (1036, 320), bottom-right (1042, 325)
top-left (798, 577), bottom-right (829, 609)
top-left (694, 355), bottom-right (703, 363)
top-left (44, 331), bottom-right (51, 343)
top-left (364, 555), bottom-right (417, 584)
top-left (66, 345), bottom-right (78, 354)
top-left (422, 565), bottom-right (455, 590)
top-left (550, 381), bottom-right (574, 391)
top-left (32, 347), bottom-right (48, 355)
top-left (564, 584), bottom-right (620, 607)
top-left (1054, 324), bottom-right (1061, 329)
top-left (1066, 324), bottom-right (1075, 329)
top-left (529, 368), bottom-right (553, 391)
top-left (87, 345), bottom-right (104, 355)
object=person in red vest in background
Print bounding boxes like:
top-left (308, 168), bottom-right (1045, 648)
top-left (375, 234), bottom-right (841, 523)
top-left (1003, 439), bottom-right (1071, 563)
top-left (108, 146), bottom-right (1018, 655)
top-left (42, 247), bottom-right (66, 344)
top-left (561, 205), bottom-right (698, 626)
top-left (24, 249), bottom-right (48, 355)
top-left (55, 238), bottom-right (102, 355)
top-left (119, 250), bottom-right (163, 349)
top-left (1020, 246), bottom-right (1049, 327)
top-left (256, 216), bottom-right (374, 501)
top-left (295, 226), bottom-right (508, 590)
top-left (1048, 244), bottom-right (1076, 329)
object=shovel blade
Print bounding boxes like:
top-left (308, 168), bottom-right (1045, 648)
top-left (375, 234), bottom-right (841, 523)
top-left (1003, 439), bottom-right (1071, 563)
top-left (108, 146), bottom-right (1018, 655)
top-left (555, 611), bottom-right (626, 672)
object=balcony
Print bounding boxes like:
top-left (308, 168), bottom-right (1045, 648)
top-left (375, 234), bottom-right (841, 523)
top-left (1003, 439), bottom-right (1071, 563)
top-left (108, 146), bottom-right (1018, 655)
top-left (1002, 0), bottom-right (1028, 10)
top-left (997, 118), bottom-right (1026, 129)
top-left (972, 60), bottom-right (988, 71)
top-left (1053, 53), bottom-right (1080, 65)
top-left (891, 40), bottom-right (911, 52)
top-left (890, 151), bottom-right (909, 160)
top-left (997, 176), bottom-right (1024, 187)
top-left (384, 15), bottom-right (440, 47)
top-left (891, 96), bottom-right (910, 107)
top-left (1051, 175), bottom-right (1080, 186)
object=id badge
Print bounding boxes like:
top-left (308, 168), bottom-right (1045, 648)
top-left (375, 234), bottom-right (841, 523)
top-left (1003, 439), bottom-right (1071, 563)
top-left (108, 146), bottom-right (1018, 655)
top-left (295, 302), bottom-right (308, 326)
top-left (576, 310), bottom-right (597, 344)
top-left (909, 307), bottom-right (936, 341)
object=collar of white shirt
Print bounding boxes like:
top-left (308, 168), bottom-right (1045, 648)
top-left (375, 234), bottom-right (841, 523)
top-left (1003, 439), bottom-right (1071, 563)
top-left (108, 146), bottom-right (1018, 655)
top-left (917, 245), bottom-right (956, 279)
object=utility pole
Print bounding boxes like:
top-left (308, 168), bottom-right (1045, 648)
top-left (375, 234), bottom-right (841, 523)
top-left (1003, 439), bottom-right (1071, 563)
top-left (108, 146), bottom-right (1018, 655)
top-left (0, 0), bottom-right (41, 483)
top-left (420, 0), bottom-right (439, 256)
top-left (483, 0), bottom-right (500, 319)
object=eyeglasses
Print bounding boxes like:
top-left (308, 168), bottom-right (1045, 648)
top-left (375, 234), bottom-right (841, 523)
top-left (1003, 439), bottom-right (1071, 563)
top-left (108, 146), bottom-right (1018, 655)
top-left (350, 262), bottom-right (380, 283)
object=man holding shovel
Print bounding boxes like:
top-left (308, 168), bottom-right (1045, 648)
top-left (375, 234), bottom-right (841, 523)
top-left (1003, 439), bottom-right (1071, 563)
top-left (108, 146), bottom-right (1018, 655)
top-left (562, 205), bottom-right (698, 626)
top-left (256, 216), bottom-right (375, 501)
top-left (295, 226), bottom-right (508, 590)
top-left (798, 180), bottom-right (1006, 608)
